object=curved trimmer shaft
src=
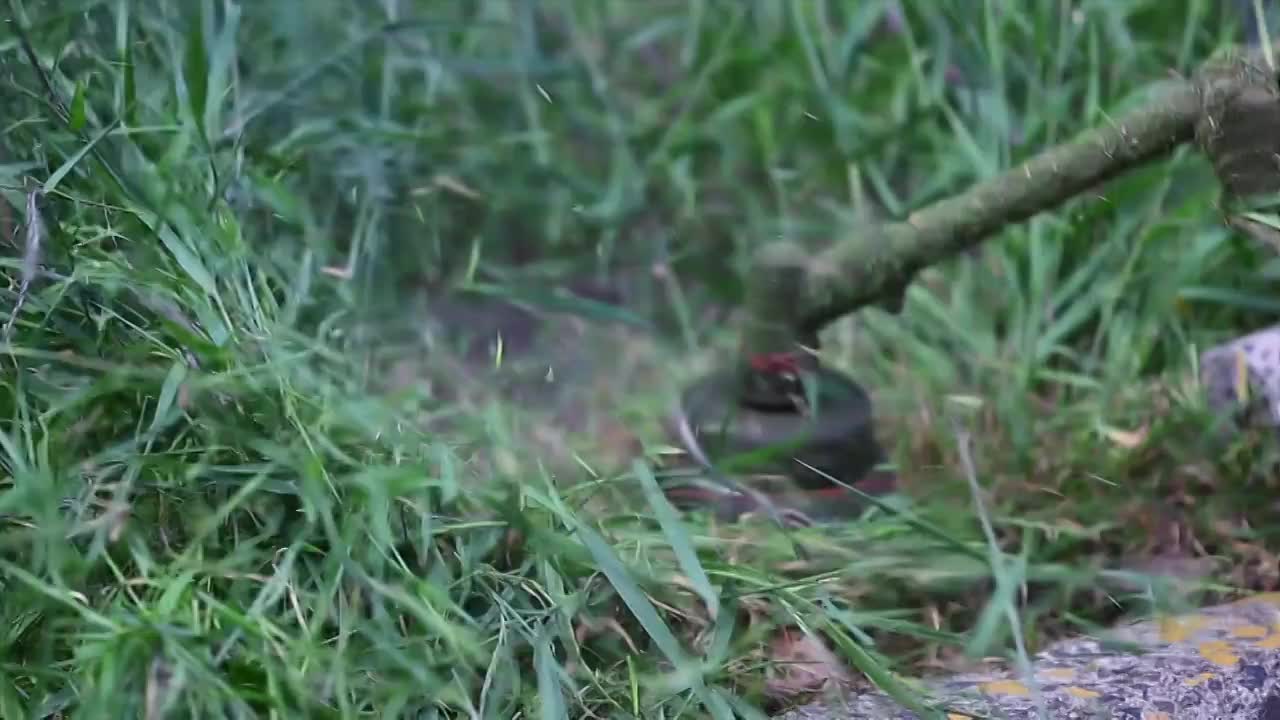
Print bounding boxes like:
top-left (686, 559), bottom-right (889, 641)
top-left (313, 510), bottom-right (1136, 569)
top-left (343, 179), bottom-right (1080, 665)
top-left (739, 44), bottom-right (1280, 374)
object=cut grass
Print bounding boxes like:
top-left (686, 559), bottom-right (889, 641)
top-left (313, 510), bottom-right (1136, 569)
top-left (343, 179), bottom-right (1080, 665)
top-left (2, 0), bottom-right (1280, 718)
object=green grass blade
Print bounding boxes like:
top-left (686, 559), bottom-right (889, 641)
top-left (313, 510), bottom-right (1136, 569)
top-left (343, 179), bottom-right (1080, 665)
top-left (634, 459), bottom-right (719, 619)
top-left (43, 119), bottom-right (120, 194)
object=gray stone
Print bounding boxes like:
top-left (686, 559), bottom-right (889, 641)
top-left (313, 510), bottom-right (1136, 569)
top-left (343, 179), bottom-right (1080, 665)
top-left (1199, 324), bottom-right (1280, 434)
top-left (776, 593), bottom-right (1280, 720)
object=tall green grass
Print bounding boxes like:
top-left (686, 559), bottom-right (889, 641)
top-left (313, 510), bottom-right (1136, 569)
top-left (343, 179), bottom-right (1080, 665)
top-left (1, 1), bottom-right (1275, 718)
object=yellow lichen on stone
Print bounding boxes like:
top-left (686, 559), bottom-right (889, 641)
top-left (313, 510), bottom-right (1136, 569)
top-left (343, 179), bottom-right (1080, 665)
top-left (1258, 629), bottom-right (1280, 649)
top-left (1040, 668), bottom-right (1076, 681)
top-left (1231, 624), bottom-right (1269, 638)
top-left (1158, 614), bottom-right (1208, 643)
top-left (1198, 639), bottom-right (1240, 666)
top-left (1064, 686), bottom-right (1101, 699)
top-left (1185, 672), bottom-right (1217, 686)
top-left (978, 680), bottom-right (1030, 696)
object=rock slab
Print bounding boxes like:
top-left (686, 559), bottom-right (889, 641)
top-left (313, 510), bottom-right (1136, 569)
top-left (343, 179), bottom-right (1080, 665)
top-left (777, 593), bottom-right (1280, 720)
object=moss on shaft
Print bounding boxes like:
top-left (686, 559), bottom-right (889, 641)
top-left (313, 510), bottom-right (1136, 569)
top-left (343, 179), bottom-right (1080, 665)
top-left (740, 45), bottom-right (1280, 368)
